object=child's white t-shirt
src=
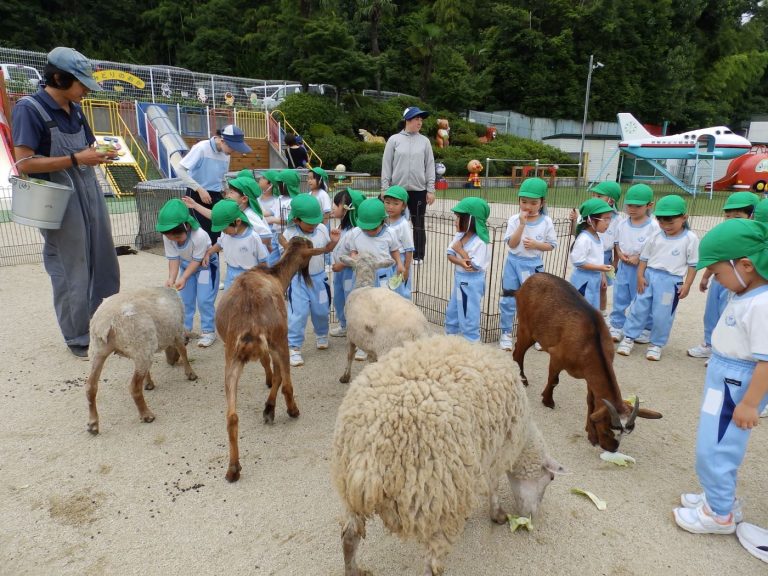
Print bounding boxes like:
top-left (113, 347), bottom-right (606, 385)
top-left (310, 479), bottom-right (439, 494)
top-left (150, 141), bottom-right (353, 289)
top-left (570, 231), bottom-right (604, 268)
top-left (243, 207), bottom-right (274, 241)
top-left (446, 232), bottom-right (489, 272)
top-left (331, 228), bottom-right (353, 264)
top-left (598, 212), bottom-right (626, 251)
top-left (258, 195), bottom-right (280, 233)
top-left (388, 216), bottom-right (415, 254)
top-left (712, 286), bottom-right (768, 361)
top-left (347, 226), bottom-right (401, 258)
top-left (312, 189), bottom-right (332, 214)
top-left (615, 217), bottom-right (660, 257)
top-left (283, 223), bottom-right (330, 275)
top-left (163, 227), bottom-right (211, 262)
top-left (503, 214), bottom-right (557, 258)
top-left (640, 229), bottom-right (699, 277)
top-left (218, 227), bottom-right (268, 269)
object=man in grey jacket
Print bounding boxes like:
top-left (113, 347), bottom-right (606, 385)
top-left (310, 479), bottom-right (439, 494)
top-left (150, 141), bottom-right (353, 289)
top-left (381, 106), bottom-right (435, 263)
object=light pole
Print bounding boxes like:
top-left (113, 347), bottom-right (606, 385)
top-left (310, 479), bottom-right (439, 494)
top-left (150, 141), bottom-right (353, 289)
top-left (578, 55), bottom-right (604, 187)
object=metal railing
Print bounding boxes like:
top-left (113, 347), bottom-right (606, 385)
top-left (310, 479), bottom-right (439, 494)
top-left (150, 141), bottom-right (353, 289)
top-left (269, 110), bottom-right (322, 167)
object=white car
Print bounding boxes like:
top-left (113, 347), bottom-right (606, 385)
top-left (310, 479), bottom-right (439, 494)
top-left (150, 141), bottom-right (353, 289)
top-left (0, 63), bottom-right (42, 90)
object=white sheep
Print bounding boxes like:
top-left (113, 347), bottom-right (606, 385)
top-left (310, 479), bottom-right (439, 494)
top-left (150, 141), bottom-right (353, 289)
top-left (331, 335), bottom-right (566, 576)
top-left (337, 252), bottom-right (431, 384)
top-left (86, 287), bottom-right (197, 434)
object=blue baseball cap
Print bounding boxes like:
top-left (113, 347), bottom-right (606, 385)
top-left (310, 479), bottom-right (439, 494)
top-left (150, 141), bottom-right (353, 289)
top-left (220, 124), bottom-right (252, 154)
top-left (403, 106), bottom-right (429, 121)
top-left (47, 47), bottom-right (102, 92)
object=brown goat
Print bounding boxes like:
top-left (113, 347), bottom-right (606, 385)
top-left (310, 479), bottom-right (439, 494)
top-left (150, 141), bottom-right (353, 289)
top-left (215, 237), bottom-right (325, 482)
top-left (512, 273), bottom-right (662, 452)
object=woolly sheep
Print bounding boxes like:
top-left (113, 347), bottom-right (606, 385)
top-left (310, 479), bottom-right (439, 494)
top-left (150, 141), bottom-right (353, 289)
top-left (86, 287), bottom-right (197, 434)
top-left (331, 335), bottom-right (565, 576)
top-left (337, 252), bottom-right (431, 384)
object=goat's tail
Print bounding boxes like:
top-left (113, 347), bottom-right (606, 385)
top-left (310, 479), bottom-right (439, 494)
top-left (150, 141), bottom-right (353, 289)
top-left (234, 330), bottom-right (270, 361)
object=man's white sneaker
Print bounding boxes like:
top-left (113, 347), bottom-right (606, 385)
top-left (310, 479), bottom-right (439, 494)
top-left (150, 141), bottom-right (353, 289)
top-left (687, 344), bottom-right (712, 359)
top-left (736, 523), bottom-right (768, 564)
top-left (289, 348), bottom-right (304, 367)
top-left (198, 332), bottom-right (216, 347)
top-left (616, 337), bottom-right (634, 356)
top-left (609, 326), bottom-right (623, 342)
top-left (316, 335), bottom-right (329, 350)
top-left (680, 492), bottom-right (744, 523)
top-left (673, 502), bottom-right (736, 535)
top-left (354, 348), bottom-right (367, 361)
top-left (330, 326), bottom-right (347, 337)
top-left (646, 345), bottom-right (662, 361)
top-left (499, 332), bottom-right (513, 351)
top-left (635, 329), bottom-right (651, 344)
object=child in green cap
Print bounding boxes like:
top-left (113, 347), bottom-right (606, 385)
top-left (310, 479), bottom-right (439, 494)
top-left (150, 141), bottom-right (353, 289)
top-left (205, 199), bottom-right (268, 290)
top-left (382, 185), bottom-right (415, 299)
top-left (569, 198), bottom-right (615, 310)
top-left (308, 167), bottom-right (333, 228)
top-left (687, 191), bottom-right (760, 361)
top-left (284, 194), bottom-right (341, 367)
top-left (445, 197), bottom-right (490, 342)
top-left (498, 177), bottom-right (557, 350)
top-left (673, 219), bottom-right (768, 549)
top-left (257, 170), bottom-right (285, 265)
top-left (156, 198), bottom-right (219, 347)
top-left (617, 194), bottom-right (699, 361)
top-left (347, 198), bottom-right (404, 289)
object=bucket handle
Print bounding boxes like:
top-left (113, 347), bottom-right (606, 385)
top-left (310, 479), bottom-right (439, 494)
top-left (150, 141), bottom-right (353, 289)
top-left (11, 154), bottom-right (76, 189)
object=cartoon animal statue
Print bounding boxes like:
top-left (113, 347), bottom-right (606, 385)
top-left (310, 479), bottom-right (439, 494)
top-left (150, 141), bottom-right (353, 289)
top-left (478, 126), bottom-right (498, 144)
top-left (465, 159), bottom-right (483, 189)
top-left (435, 162), bottom-right (448, 190)
top-left (358, 129), bottom-right (386, 144)
top-left (436, 118), bottom-right (450, 148)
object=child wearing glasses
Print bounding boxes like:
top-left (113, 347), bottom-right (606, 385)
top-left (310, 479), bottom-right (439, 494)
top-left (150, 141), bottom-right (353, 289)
top-left (569, 198), bottom-right (615, 310)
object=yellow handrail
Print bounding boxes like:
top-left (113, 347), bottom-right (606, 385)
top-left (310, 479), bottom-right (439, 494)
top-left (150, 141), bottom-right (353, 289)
top-left (269, 109), bottom-right (322, 167)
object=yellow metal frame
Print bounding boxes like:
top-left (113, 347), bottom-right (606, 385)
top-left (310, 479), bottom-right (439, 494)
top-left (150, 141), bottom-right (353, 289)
top-left (269, 110), bottom-right (322, 167)
top-left (233, 110), bottom-right (268, 139)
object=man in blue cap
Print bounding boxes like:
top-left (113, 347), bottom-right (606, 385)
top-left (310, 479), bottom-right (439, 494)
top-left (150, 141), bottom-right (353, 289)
top-left (12, 46), bottom-right (120, 359)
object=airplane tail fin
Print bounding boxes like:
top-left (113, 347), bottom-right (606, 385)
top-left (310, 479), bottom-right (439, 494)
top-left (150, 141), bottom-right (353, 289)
top-left (617, 113), bottom-right (653, 140)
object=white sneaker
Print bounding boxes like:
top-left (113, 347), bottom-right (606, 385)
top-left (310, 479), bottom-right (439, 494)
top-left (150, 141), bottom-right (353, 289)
top-left (412, 259), bottom-right (423, 266)
top-left (534, 342), bottom-right (543, 351)
top-left (354, 348), bottom-right (367, 361)
top-left (219, 282), bottom-right (225, 291)
top-left (680, 492), bottom-right (744, 523)
top-left (289, 348), bottom-right (304, 367)
top-left (330, 326), bottom-right (347, 337)
top-left (616, 337), bottom-right (634, 356)
top-left (737, 523), bottom-right (768, 563)
top-left (609, 326), bottom-right (623, 342)
top-left (646, 345), bottom-right (662, 361)
top-left (635, 329), bottom-right (651, 344)
top-left (673, 502), bottom-right (736, 535)
top-left (687, 344), bottom-right (712, 359)
top-left (316, 335), bottom-right (329, 350)
top-left (760, 405), bottom-right (768, 418)
top-left (197, 332), bottom-right (216, 347)
top-left (499, 332), bottom-right (513, 351)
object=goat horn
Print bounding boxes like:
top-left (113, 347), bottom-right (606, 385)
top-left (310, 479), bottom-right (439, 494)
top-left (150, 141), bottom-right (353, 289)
top-left (601, 398), bottom-right (622, 429)
top-left (626, 396), bottom-right (641, 428)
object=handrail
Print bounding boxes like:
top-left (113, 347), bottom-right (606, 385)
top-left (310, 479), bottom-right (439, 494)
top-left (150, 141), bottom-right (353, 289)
top-left (269, 109), bottom-right (322, 167)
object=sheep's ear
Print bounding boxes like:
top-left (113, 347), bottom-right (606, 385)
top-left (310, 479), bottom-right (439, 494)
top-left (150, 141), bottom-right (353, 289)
top-left (376, 258), bottom-right (395, 269)
top-left (544, 455), bottom-right (568, 475)
top-left (339, 255), bottom-right (355, 267)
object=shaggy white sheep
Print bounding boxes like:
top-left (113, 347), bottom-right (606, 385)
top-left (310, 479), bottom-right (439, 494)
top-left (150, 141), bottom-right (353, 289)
top-left (331, 335), bottom-right (565, 576)
top-left (86, 287), bottom-right (197, 434)
top-left (337, 253), bottom-right (431, 384)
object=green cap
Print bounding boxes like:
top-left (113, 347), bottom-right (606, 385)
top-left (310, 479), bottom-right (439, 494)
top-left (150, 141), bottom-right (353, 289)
top-left (723, 191), bottom-right (760, 211)
top-left (579, 197), bottom-right (615, 218)
top-left (347, 188), bottom-right (367, 228)
top-left (755, 198), bottom-right (768, 223)
top-left (655, 194), bottom-right (687, 216)
top-left (452, 196), bottom-right (490, 243)
top-left (228, 176), bottom-right (263, 216)
top-left (237, 169), bottom-right (255, 180)
top-left (156, 198), bottom-right (200, 232)
top-left (591, 181), bottom-right (622, 202)
top-left (260, 169), bottom-right (280, 185)
top-left (697, 219), bottom-right (768, 279)
top-left (383, 185), bottom-right (409, 203)
top-left (277, 169), bottom-right (301, 197)
top-left (310, 166), bottom-right (329, 185)
top-left (211, 199), bottom-right (250, 232)
top-left (288, 194), bottom-right (323, 224)
top-left (624, 184), bottom-right (654, 205)
top-left (357, 198), bottom-right (386, 230)
top-left (518, 177), bottom-right (547, 199)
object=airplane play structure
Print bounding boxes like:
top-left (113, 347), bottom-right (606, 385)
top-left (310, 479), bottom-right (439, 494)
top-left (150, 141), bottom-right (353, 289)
top-left (614, 112), bottom-right (752, 195)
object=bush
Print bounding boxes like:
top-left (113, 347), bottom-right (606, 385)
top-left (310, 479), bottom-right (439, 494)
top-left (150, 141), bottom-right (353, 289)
top-left (308, 123), bottom-right (335, 139)
top-left (350, 153), bottom-right (383, 176)
top-left (277, 93), bottom-right (352, 137)
top-left (312, 135), bottom-right (360, 168)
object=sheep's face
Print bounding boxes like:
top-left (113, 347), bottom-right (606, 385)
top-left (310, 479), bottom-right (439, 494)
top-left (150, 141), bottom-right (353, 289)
top-left (507, 455), bottom-right (565, 518)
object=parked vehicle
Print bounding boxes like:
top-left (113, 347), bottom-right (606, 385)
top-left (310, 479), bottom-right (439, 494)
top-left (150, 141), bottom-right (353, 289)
top-left (0, 63), bottom-right (42, 91)
top-left (243, 83), bottom-right (336, 109)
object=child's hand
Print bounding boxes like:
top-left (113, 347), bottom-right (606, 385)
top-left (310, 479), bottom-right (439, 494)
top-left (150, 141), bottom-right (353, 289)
top-left (699, 275), bottom-right (710, 292)
top-left (678, 284), bottom-right (691, 299)
top-left (522, 237), bottom-right (536, 250)
top-left (174, 277), bottom-right (187, 291)
top-left (462, 259), bottom-right (474, 271)
top-left (331, 262), bottom-right (345, 273)
top-left (396, 264), bottom-right (405, 277)
top-left (263, 209), bottom-right (273, 217)
top-left (202, 254), bottom-right (210, 267)
top-left (402, 267), bottom-right (410, 283)
top-left (602, 264), bottom-right (613, 272)
top-left (637, 276), bottom-right (647, 294)
top-left (329, 228), bottom-right (341, 242)
top-left (181, 196), bottom-right (198, 209)
top-left (601, 274), bottom-right (608, 289)
top-left (164, 278), bottom-right (175, 288)
top-left (519, 210), bottom-right (529, 225)
top-left (733, 402), bottom-right (760, 430)
top-left (569, 208), bottom-right (578, 222)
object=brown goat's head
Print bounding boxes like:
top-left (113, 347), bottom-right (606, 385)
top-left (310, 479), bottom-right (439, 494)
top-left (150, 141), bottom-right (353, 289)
top-left (280, 236), bottom-right (326, 287)
top-left (589, 398), bottom-right (663, 452)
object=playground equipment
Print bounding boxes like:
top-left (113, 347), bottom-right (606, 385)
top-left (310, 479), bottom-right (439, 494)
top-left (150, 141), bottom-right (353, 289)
top-left (705, 147), bottom-right (768, 192)
top-left (512, 164), bottom-right (558, 187)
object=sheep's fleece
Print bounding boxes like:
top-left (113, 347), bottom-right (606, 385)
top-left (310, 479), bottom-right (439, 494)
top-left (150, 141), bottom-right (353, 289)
top-left (332, 335), bottom-right (547, 546)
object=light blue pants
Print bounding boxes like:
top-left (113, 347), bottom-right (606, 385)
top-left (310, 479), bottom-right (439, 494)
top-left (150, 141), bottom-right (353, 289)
top-left (703, 278), bottom-right (730, 347)
top-left (332, 267), bottom-right (355, 329)
top-left (267, 232), bottom-right (281, 267)
top-left (223, 264), bottom-right (245, 290)
top-left (287, 270), bottom-right (330, 348)
top-left (603, 249), bottom-right (614, 286)
top-left (570, 267), bottom-right (602, 310)
top-left (373, 264), bottom-right (394, 289)
top-left (179, 256), bottom-right (219, 334)
top-left (609, 261), bottom-right (652, 331)
top-left (393, 252), bottom-right (413, 299)
top-left (695, 353), bottom-right (768, 516)
top-left (445, 269), bottom-right (485, 342)
top-left (623, 267), bottom-right (682, 346)
top-left (499, 253), bottom-right (543, 333)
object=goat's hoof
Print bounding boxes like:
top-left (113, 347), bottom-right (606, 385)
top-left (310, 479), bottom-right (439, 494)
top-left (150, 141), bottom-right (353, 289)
top-left (521, 378), bottom-right (529, 387)
top-left (141, 413), bottom-right (155, 423)
top-left (491, 509), bottom-right (508, 524)
top-left (287, 406), bottom-right (300, 419)
top-left (225, 463), bottom-right (241, 483)
top-left (542, 398), bottom-right (555, 409)
top-left (87, 422), bottom-right (99, 435)
top-left (144, 381), bottom-right (155, 391)
top-left (187, 372), bottom-right (198, 381)
top-left (263, 406), bottom-right (275, 424)
top-left (339, 374), bottom-right (350, 384)
top-left (264, 380), bottom-right (271, 389)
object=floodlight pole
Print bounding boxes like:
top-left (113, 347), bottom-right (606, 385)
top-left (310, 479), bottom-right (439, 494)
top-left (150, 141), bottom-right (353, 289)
top-left (579, 55), bottom-right (602, 187)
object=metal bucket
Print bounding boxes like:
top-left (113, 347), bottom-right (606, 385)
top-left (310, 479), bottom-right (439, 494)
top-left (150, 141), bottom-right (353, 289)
top-left (9, 157), bottom-right (75, 229)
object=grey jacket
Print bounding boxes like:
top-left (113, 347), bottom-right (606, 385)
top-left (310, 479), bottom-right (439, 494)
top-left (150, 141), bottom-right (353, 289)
top-left (381, 130), bottom-right (435, 193)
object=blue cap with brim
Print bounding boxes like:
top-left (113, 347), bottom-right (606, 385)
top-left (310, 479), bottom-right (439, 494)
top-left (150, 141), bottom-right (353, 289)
top-left (47, 47), bottom-right (102, 92)
top-left (403, 106), bottom-right (429, 121)
top-left (221, 124), bottom-right (252, 154)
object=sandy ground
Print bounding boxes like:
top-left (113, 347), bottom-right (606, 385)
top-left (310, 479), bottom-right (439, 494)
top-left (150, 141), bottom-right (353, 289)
top-left (0, 251), bottom-right (766, 576)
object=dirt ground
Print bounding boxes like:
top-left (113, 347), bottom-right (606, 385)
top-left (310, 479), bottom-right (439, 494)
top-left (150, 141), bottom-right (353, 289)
top-left (0, 251), bottom-right (765, 576)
